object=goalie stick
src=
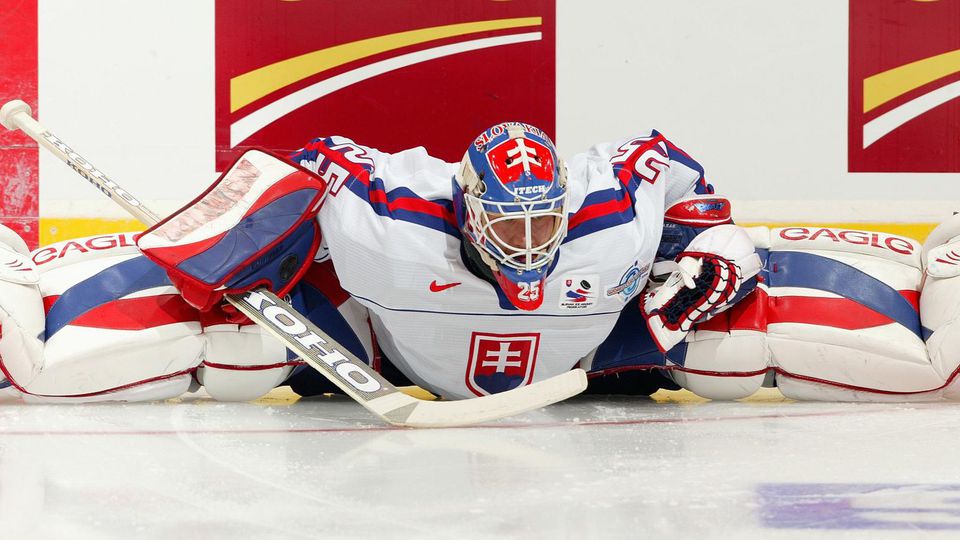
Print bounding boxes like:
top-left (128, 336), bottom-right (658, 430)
top-left (0, 99), bottom-right (587, 427)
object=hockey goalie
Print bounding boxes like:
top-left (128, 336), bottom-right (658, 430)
top-left (1, 122), bottom-right (959, 404)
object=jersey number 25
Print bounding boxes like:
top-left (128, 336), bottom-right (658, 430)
top-left (518, 281), bottom-right (541, 302)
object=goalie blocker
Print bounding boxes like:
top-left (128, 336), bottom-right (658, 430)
top-left (137, 149), bottom-right (327, 313)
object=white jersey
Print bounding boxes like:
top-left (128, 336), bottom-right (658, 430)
top-left (293, 131), bottom-right (707, 399)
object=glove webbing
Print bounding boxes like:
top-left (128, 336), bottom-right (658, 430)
top-left (658, 257), bottom-right (739, 328)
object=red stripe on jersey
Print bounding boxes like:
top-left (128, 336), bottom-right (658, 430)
top-left (568, 136), bottom-right (665, 232)
top-left (314, 140), bottom-right (457, 228)
top-left (69, 294), bottom-right (200, 331)
top-left (367, 188), bottom-right (458, 227)
top-left (567, 195), bottom-right (632, 231)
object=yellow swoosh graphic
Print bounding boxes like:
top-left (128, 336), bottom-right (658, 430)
top-left (863, 48), bottom-right (960, 113)
top-left (230, 17), bottom-right (542, 113)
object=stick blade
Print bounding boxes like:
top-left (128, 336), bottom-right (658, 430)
top-left (367, 369), bottom-right (588, 428)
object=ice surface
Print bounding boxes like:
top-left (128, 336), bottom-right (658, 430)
top-left (1, 388), bottom-right (959, 539)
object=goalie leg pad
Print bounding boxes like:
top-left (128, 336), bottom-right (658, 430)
top-left (661, 226), bottom-right (954, 402)
top-left (18, 374), bottom-right (194, 404)
top-left (2, 233), bottom-right (206, 401)
top-left (0, 224), bottom-right (45, 391)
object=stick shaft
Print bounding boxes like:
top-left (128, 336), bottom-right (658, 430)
top-left (1, 102), bottom-right (162, 225)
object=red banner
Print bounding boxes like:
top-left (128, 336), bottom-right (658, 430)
top-left (0, 0), bottom-right (38, 248)
top-left (849, 0), bottom-right (960, 172)
top-left (216, 0), bottom-right (555, 171)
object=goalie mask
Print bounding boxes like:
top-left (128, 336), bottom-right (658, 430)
top-left (454, 122), bottom-right (568, 310)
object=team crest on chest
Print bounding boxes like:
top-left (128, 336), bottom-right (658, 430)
top-left (465, 332), bottom-right (540, 397)
top-left (559, 274), bottom-right (599, 310)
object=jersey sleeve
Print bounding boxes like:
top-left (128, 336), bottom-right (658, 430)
top-left (658, 132), bottom-right (715, 206)
top-left (288, 135), bottom-right (378, 195)
top-left (603, 129), bottom-right (715, 207)
top-left (289, 135), bottom-right (461, 237)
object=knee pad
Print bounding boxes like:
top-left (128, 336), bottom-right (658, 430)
top-left (198, 321), bottom-right (294, 402)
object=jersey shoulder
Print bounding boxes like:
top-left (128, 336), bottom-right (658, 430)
top-left (290, 135), bottom-right (456, 200)
top-left (564, 129), bottom-right (703, 242)
top-left (566, 129), bottom-right (712, 208)
top-left (564, 130), bottom-right (667, 212)
top-left (295, 136), bottom-right (462, 238)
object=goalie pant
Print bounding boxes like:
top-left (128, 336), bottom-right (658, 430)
top-left (0, 229), bottom-right (374, 403)
top-left (585, 218), bottom-right (960, 401)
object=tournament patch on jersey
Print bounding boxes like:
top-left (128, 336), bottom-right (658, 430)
top-left (605, 262), bottom-right (650, 301)
top-left (559, 275), bottom-right (599, 310)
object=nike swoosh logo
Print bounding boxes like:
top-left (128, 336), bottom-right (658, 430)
top-left (430, 280), bottom-right (462, 292)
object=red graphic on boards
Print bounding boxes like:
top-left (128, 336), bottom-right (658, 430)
top-left (849, 1), bottom-right (960, 172)
top-left (216, 1), bottom-right (556, 171)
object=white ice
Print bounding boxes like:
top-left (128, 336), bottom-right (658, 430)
top-left (1, 388), bottom-right (959, 539)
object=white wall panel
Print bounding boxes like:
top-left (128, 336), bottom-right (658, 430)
top-left (35, 1), bottom-right (960, 220)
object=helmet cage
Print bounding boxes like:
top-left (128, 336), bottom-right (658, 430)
top-left (463, 192), bottom-right (567, 275)
top-left (455, 122), bottom-right (569, 286)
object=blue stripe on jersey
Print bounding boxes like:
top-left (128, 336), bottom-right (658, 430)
top-left (0, 379), bottom-right (11, 390)
top-left (293, 136), bottom-right (462, 238)
top-left (288, 137), bottom-right (326, 167)
top-left (564, 187), bottom-right (637, 243)
top-left (46, 256), bottom-right (173, 339)
top-left (345, 177), bottom-right (462, 238)
top-left (664, 139), bottom-right (705, 178)
top-left (660, 132), bottom-right (714, 194)
top-left (769, 251), bottom-right (925, 338)
top-left (566, 133), bottom-right (683, 243)
top-left (693, 181), bottom-right (715, 195)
